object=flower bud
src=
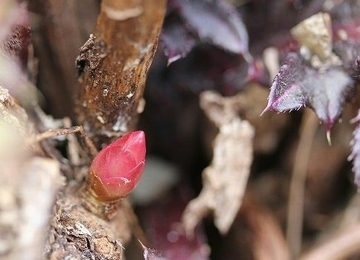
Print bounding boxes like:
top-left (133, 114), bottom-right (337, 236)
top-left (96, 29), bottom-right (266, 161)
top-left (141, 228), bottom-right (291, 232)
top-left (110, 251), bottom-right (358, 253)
top-left (88, 131), bottom-right (146, 202)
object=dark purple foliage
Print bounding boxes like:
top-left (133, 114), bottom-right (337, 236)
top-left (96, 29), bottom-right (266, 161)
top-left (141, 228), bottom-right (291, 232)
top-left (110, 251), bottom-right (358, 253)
top-left (137, 186), bottom-right (209, 260)
top-left (0, 2), bottom-right (32, 100)
top-left (350, 110), bottom-right (360, 190)
top-left (3, 25), bottom-right (31, 67)
top-left (263, 52), bottom-right (353, 131)
top-left (151, 0), bottom-right (360, 209)
top-left (263, 53), bottom-right (307, 113)
top-left (141, 243), bottom-right (169, 260)
top-left (307, 68), bottom-right (353, 131)
top-left (160, 13), bottom-right (196, 65)
top-left (1, 2), bottom-right (30, 67)
top-left (160, 0), bottom-right (250, 64)
top-left (261, 2), bottom-right (360, 132)
top-left (246, 59), bottom-right (271, 87)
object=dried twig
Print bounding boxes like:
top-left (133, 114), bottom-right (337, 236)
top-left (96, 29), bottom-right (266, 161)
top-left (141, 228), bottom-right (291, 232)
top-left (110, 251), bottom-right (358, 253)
top-left (29, 125), bottom-right (98, 158)
top-left (286, 109), bottom-right (319, 259)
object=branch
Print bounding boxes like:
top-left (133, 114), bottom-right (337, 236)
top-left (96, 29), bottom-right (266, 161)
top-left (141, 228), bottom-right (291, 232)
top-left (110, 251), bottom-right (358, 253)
top-left (75, 0), bottom-right (166, 146)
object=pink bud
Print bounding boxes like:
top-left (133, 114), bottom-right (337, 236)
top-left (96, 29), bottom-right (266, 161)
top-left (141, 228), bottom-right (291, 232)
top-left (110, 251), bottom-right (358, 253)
top-left (88, 131), bottom-right (146, 202)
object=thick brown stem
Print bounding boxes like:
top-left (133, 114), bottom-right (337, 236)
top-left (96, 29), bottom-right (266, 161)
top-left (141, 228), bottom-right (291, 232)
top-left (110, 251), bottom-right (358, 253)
top-left (75, 0), bottom-right (166, 147)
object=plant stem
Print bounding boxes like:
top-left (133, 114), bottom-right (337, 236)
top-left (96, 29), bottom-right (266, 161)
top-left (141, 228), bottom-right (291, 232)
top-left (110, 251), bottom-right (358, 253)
top-left (75, 0), bottom-right (166, 147)
top-left (286, 109), bottom-right (319, 259)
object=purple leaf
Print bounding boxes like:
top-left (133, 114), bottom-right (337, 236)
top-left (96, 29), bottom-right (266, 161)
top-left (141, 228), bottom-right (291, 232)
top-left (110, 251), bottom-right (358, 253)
top-left (307, 68), bottom-right (353, 130)
top-left (3, 25), bottom-right (31, 67)
top-left (246, 59), bottom-right (270, 87)
top-left (1, 2), bottom-right (30, 62)
top-left (178, 0), bottom-right (249, 56)
top-left (160, 14), bottom-right (197, 65)
top-left (0, 2), bottom-right (32, 100)
top-left (140, 241), bottom-right (169, 260)
top-left (350, 110), bottom-right (360, 190)
top-left (263, 53), bottom-right (308, 113)
top-left (0, 1), bottom-right (26, 43)
top-left (264, 52), bottom-right (353, 131)
top-left (161, 0), bottom-right (250, 64)
top-left (137, 186), bottom-right (210, 260)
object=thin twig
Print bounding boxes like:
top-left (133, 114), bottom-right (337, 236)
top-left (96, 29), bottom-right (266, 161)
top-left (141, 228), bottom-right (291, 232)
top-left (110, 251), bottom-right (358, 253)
top-left (77, 127), bottom-right (99, 158)
top-left (31, 127), bottom-right (79, 142)
top-left (286, 110), bottom-right (319, 259)
top-left (299, 222), bottom-right (360, 260)
top-left (28, 126), bottom-right (98, 158)
top-left (63, 117), bottom-right (81, 166)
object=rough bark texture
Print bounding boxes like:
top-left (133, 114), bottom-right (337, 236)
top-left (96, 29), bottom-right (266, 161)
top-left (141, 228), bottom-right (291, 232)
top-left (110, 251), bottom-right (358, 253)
top-left (44, 184), bottom-right (131, 260)
top-left (75, 0), bottom-right (166, 147)
top-left (0, 86), bottom-right (63, 260)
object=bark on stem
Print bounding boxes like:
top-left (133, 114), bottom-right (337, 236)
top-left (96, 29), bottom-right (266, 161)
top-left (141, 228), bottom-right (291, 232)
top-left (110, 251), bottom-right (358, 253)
top-left (75, 0), bottom-right (166, 147)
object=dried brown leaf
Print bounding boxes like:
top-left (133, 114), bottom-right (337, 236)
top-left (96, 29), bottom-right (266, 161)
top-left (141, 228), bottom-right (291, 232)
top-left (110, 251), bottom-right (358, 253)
top-left (182, 91), bottom-right (254, 235)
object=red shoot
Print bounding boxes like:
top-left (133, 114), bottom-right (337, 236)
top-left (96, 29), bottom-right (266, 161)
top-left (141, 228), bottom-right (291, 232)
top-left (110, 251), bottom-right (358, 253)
top-left (88, 131), bottom-right (146, 202)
